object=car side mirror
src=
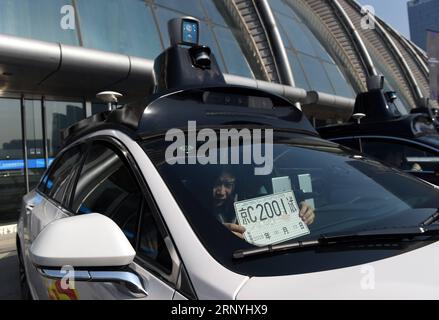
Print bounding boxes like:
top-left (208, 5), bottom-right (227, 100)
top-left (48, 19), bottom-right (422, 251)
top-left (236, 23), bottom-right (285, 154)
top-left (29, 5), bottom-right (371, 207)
top-left (30, 213), bottom-right (147, 297)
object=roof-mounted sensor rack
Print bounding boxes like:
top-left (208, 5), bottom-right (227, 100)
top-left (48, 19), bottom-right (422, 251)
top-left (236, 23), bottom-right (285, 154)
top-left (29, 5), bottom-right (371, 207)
top-left (60, 17), bottom-right (316, 147)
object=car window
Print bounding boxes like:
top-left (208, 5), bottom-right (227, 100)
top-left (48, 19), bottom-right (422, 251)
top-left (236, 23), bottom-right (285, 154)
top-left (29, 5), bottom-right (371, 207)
top-left (362, 138), bottom-right (439, 173)
top-left (71, 142), bottom-right (142, 247)
top-left (39, 145), bottom-right (82, 204)
top-left (138, 200), bottom-right (173, 274)
top-left (141, 134), bottom-right (439, 276)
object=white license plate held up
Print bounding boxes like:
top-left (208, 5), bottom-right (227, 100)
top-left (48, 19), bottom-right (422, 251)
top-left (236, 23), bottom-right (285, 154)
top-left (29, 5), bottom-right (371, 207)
top-left (234, 191), bottom-right (310, 246)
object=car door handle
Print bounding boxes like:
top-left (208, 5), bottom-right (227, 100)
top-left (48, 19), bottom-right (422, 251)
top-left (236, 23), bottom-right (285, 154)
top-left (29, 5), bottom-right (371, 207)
top-left (25, 204), bottom-right (35, 215)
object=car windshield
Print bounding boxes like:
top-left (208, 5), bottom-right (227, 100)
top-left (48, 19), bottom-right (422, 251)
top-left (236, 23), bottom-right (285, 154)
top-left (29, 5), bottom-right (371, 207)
top-left (142, 133), bottom-right (439, 276)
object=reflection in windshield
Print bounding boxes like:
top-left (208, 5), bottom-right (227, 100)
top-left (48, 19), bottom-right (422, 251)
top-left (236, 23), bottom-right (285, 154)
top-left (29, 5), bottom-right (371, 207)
top-left (143, 134), bottom-right (439, 252)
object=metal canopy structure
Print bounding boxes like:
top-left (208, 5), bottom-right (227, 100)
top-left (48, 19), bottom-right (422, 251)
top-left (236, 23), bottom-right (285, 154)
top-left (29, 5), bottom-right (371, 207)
top-left (0, 0), bottom-right (435, 118)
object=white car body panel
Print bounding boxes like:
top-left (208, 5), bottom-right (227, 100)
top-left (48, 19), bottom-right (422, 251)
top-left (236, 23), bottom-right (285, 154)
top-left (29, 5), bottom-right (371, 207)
top-left (18, 130), bottom-right (248, 299)
top-left (173, 291), bottom-right (189, 300)
top-left (236, 241), bottom-right (439, 300)
top-left (130, 262), bottom-right (176, 300)
top-left (20, 191), bottom-right (69, 299)
top-left (30, 213), bottom-right (136, 267)
top-left (84, 130), bottom-right (250, 299)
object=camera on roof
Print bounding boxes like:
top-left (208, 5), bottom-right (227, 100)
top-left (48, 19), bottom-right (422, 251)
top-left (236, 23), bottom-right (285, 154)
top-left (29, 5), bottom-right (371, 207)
top-left (168, 17), bottom-right (212, 69)
top-left (189, 45), bottom-right (211, 69)
top-left (169, 17), bottom-right (200, 47)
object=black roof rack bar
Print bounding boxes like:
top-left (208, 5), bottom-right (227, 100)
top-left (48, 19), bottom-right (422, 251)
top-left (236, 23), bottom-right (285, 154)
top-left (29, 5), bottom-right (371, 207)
top-left (61, 85), bottom-right (319, 146)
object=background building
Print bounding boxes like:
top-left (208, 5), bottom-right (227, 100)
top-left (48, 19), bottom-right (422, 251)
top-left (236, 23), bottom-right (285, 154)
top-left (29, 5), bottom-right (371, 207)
top-left (0, 0), bottom-right (434, 225)
top-left (408, 0), bottom-right (439, 51)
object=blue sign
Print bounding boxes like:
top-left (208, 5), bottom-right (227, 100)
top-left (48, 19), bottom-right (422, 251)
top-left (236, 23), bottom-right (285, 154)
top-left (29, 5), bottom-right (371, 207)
top-left (0, 158), bottom-right (54, 171)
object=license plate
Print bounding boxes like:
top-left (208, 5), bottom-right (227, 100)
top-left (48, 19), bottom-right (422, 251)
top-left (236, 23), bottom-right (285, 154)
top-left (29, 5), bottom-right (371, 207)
top-left (234, 191), bottom-right (310, 246)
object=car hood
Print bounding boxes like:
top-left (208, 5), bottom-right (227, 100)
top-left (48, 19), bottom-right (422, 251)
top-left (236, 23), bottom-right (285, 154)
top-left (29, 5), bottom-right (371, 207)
top-left (236, 241), bottom-right (439, 299)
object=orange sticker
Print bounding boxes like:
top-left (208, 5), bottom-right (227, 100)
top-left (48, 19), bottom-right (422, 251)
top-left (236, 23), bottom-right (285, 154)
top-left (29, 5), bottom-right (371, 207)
top-left (47, 279), bottom-right (79, 300)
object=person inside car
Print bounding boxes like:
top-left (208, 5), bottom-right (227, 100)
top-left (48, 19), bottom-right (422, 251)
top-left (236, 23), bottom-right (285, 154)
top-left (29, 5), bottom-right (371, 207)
top-left (379, 147), bottom-right (422, 172)
top-left (211, 167), bottom-right (315, 238)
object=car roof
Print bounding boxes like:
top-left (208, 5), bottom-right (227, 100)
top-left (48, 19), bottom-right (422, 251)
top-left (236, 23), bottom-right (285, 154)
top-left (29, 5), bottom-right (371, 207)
top-left (317, 87), bottom-right (438, 145)
top-left (61, 85), bottom-right (318, 147)
top-left (318, 114), bottom-right (438, 141)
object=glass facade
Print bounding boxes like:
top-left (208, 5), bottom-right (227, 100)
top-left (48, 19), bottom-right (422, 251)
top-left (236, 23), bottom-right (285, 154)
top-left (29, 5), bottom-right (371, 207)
top-left (0, 99), bottom-right (25, 224)
top-left (0, 0), bottom-right (361, 90)
top-left (0, 98), bottom-right (85, 224)
top-left (0, 0), bottom-right (79, 45)
top-left (24, 100), bottom-right (45, 189)
top-left (269, 0), bottom-right (356, 97)
top-left (45, 100), bottom-right (85, 156)
top-left (150, 0), bottom-right (257, 78)
top-left (75, 0), bottom-right (162, 59)
top-left (0, 0), bottom-right (259, 79)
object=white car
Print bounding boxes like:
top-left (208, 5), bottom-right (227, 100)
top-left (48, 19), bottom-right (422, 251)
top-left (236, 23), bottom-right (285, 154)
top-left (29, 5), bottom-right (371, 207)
top-left (17, 86), bottom-right (439, 300)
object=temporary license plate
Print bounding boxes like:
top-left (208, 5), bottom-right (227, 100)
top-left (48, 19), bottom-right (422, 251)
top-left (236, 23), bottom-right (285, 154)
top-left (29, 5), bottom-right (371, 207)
top-left (234, 191), bottom-right (310, 246)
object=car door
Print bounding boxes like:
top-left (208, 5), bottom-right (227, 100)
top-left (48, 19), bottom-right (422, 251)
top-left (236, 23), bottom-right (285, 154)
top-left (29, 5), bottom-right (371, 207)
top-left (24, 144), bottom-right (85, 299)
top-left (61, 139), bottom-right (178, 300)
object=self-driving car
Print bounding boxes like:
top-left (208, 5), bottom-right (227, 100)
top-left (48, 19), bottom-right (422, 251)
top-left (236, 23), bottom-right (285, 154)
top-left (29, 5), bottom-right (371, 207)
top-left (318, 89), bottom-right (439, 185)
top-left (17, 17), bottom-right (439, 300)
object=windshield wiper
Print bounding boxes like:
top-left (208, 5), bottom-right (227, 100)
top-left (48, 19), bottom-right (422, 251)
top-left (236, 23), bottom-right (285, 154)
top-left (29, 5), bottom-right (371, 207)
top-left (233, 225), bottom-right (439, 259)
top-left (421, 209), bottom-right (439, 226)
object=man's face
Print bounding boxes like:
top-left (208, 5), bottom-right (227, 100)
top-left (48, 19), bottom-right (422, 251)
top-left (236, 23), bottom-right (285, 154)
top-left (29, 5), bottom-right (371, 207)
top-left (213, 172), bottom-right (235, 206)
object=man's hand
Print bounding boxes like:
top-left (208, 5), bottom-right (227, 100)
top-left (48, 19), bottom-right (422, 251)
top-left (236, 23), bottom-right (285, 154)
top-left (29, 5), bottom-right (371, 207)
top-left (224, 203), bottom-right (313, 238)
top-left (224, 223), bottom-right (246, 239)
top-left (411, 163), bottom-right (422, 172)
top-left (299, 201), bottom-right (315, 225)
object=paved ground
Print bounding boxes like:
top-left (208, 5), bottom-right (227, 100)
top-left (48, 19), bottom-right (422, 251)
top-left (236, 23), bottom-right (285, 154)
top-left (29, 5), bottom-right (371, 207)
top-left (0, 232), bottom-right (15, 254)
top-left (0, 233), bottom-right (21, 300)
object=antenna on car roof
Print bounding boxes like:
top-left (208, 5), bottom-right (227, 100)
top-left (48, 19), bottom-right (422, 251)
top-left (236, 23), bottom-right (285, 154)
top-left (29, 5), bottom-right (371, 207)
top-left (96, 91), bottom-right (123, 111)
top-left (352, 113), bottom-right (366, 124)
